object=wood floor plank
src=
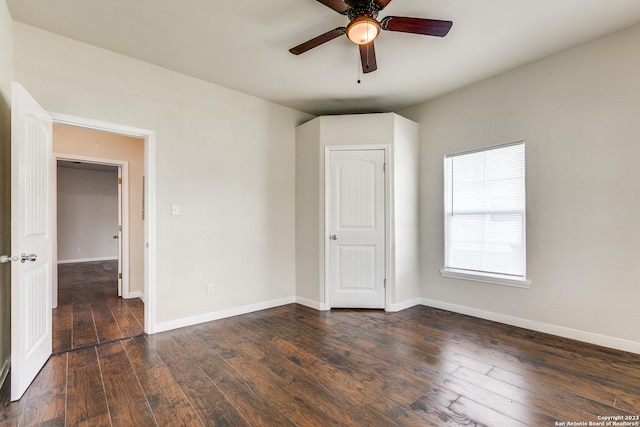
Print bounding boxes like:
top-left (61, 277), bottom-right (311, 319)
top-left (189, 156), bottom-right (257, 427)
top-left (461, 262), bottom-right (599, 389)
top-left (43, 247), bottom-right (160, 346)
top-left (255, 312), bottom-right (448, 388)
top-left (107, 299), bottom-right (143, 338)
top-left (52, 304), bottom-right (72, 354)
top-left (205, 320), bottom-right (460, 427)
top-left (97, 341), bottom-right (157, 426)
top-left (18, 353), bottom-right (67, 426)
top-left (91, 302), bottom-right (123, 343)
top-left (0, 367), bottom-right (28, 424)
top-left (224, 349), bottom-right (341, 426)
top-left (443, 368), bottom-right (571, 425)
top-left (615, 394), bottom-right (640, 415)
top-left (149, 333), bottom-right (250, 426)
top-left (249, 308), bottom-right (556, 426)
top-left (124, 298), bottom-right (144, 327)
top-left (450, 396), bottom-right (529, 427)
top-left (244, 315), bottom-right (483, 425)
top-left (447, 333), bottom-right (624, 406)
top-left (122, 336), bottom-right (203, 426)
top-left (247, 311), bottom-right (492, 426)
top-left (409, 394), bottom-right (487, 427)
top-left (66, 347), bottom-right (110, 426)
top-left (170, 328), bottom-right (297, 427)
top-left (449, 319), bottom-right (640, 396)
top-left (487, 366), bottom-right (638, 418)
top-left (72, 303), bottom-right (99, 349)
top-left (305, 306), bottom-right (494, 375)
top-left (230, 342), bottom-right (384, 426)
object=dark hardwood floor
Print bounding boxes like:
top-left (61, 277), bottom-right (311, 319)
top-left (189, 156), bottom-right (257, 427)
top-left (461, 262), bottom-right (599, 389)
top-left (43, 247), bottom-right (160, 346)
top-left (54, 261), bottom-right (144, 353)
top-left (2, 304), bottom-right (639, 426)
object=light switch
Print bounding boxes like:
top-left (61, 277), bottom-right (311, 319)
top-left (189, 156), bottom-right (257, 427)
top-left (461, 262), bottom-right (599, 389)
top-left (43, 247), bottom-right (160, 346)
top-left (171, 204), bottom-right (180, 216)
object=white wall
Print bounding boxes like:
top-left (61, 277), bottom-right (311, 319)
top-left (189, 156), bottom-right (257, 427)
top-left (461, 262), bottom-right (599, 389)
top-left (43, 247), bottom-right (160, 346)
top-left (12, 23), bottom-right (312, 329)
top-left (392, 116), bottom-right (420, 307)
top-left (0, 0), bottom-right (12, 387)
top-left (295, 118), bottom-right (321, 304)
top-left (57, 166), bottom-right (118, 262)
top-left (401, 24), bottom-right (640, 351)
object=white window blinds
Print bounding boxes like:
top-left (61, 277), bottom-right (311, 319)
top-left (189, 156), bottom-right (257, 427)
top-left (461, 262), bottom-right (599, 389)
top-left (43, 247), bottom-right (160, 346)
top-left (444, 142), bottom-right (526, 279)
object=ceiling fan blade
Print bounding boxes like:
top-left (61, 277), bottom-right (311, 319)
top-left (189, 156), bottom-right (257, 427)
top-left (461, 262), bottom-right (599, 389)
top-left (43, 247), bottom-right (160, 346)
top-left (289, 27), bottom-right (346, 55)
top-left (380, 16), bottom-right (453, 37)
top-left (359, 42), bottom-right (377, 74)
top-left (316, 0), bottom-right (349, 14)
top-left (373, 0), bottom-right (393, 10)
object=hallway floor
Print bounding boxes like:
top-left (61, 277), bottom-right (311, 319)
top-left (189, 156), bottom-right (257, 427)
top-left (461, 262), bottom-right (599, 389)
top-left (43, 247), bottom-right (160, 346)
top-left (53, 261), bottom-right (144, 353)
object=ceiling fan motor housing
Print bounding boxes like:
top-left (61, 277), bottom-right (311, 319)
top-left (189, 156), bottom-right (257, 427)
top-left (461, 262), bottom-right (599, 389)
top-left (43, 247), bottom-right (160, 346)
top-left (345, 0), bottom-right (382, 20)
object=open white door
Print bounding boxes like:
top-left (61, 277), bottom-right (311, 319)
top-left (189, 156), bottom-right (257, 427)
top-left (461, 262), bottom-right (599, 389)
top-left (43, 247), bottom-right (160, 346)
top-left (10, 82), bottom-right (53, 401)
top-left (117, 166), bottom-right (122, 297)
top-left (329, 149), bottom-right (386, 308)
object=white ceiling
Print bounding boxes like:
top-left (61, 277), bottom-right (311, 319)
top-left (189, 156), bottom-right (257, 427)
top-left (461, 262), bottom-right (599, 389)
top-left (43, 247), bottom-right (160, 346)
top-left (7, 0), bottom-right (640, 116)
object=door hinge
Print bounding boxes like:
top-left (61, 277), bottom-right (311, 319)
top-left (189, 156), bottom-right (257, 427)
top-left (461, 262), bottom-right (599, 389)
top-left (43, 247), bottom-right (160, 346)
top-left (383, 163), bottom-right (386, 173)
top-left (118, 177), bottom-right (122, 184)
top-left (118, 273), bottom-right (122, 279)
top-left (384, 278), bottom-right (387, 288)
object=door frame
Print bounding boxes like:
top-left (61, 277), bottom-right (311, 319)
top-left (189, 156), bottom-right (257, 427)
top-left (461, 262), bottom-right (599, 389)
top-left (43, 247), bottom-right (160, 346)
top-left (49, 112), bottom-right (157, 334)
top-left (324, 145), bottom-right (392, 311)
top-left (52, 154), bottom-right (130, 303)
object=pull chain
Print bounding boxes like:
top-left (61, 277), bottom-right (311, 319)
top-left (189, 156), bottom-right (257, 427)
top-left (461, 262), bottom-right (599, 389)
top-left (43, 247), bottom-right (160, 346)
top-left (357, 49), bottom-right (362, 84)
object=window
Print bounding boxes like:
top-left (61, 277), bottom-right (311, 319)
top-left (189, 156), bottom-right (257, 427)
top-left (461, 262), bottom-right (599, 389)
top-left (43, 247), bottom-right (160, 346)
top-left (442, 142), bottom-right (529, 287)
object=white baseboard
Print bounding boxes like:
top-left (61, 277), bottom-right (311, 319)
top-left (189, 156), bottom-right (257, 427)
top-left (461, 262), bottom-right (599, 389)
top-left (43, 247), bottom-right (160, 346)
top-left (154, 296), bottom-right (296, 334)
top-left (294, 296), bottom-right (419, 312)
top-left (387, 297), bottom-right (421, 312)
top-left (125, 291), bottom-right (144, 301)
top-left (58, 256), bottom-right (117, 264)
top-left (0, 358), bottom-right (9, 390)
top-left (294, 296), bottom-right (330, 311)
top-left (420, 298), bottom-right (640, 355)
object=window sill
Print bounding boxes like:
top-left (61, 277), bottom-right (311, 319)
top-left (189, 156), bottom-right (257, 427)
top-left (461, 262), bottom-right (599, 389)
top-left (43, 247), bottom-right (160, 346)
top-left (440, 268), bottom-right (531, 288)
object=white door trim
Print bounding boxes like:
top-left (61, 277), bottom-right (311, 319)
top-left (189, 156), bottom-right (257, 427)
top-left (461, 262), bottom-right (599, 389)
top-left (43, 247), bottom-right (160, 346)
top-left (324, 145), bottom-right (392, 311)
top-left (52, 154), bottom-right (130, 301)
top-left (49, 112), bottom-right (157, 334)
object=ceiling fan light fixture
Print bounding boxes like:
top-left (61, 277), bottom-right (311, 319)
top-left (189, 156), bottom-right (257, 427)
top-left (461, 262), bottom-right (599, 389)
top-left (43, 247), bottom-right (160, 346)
top-left (346, 16), bottom-right (380, 45)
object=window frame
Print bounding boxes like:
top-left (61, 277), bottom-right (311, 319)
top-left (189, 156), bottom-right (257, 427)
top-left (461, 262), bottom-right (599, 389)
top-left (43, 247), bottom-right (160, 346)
top-left (441, 141), bottom-right (531, 288)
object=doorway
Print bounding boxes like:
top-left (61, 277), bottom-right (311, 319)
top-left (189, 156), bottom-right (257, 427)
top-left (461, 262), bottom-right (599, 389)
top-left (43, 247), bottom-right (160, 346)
top-left (53, 158), bottom-right (144, 353)
top-left (56, 160), bottom-right (122, 295)
top-left (51, 123), bottom-right (148, 352)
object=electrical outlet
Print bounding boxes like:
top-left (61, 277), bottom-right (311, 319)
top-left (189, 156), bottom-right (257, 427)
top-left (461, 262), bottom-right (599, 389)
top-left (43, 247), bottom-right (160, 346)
top-left (206, 283), bottom-right (215, 295)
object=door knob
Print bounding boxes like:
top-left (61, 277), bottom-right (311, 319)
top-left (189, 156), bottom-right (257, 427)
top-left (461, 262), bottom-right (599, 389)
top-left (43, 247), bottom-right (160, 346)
top-left (330, 235), bottom-right (338, 240)
top-left (0, 255), bottom-right (18, 264)
top-left (113, 235), bottom-right (118, 239)
top-left (20, 253), bottom-right (37, 263)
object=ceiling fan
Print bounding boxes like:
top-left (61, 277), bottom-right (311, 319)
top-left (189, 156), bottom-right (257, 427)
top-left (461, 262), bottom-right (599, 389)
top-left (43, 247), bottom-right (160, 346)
top-left (289, 0), bottom-right (453, 74)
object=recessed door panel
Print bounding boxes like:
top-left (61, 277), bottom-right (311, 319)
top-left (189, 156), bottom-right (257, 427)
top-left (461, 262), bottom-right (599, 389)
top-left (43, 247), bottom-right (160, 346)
top-left (337, 160), bottom-right (376, 230)
top-left (338, 245), bottom-right (376, 290)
